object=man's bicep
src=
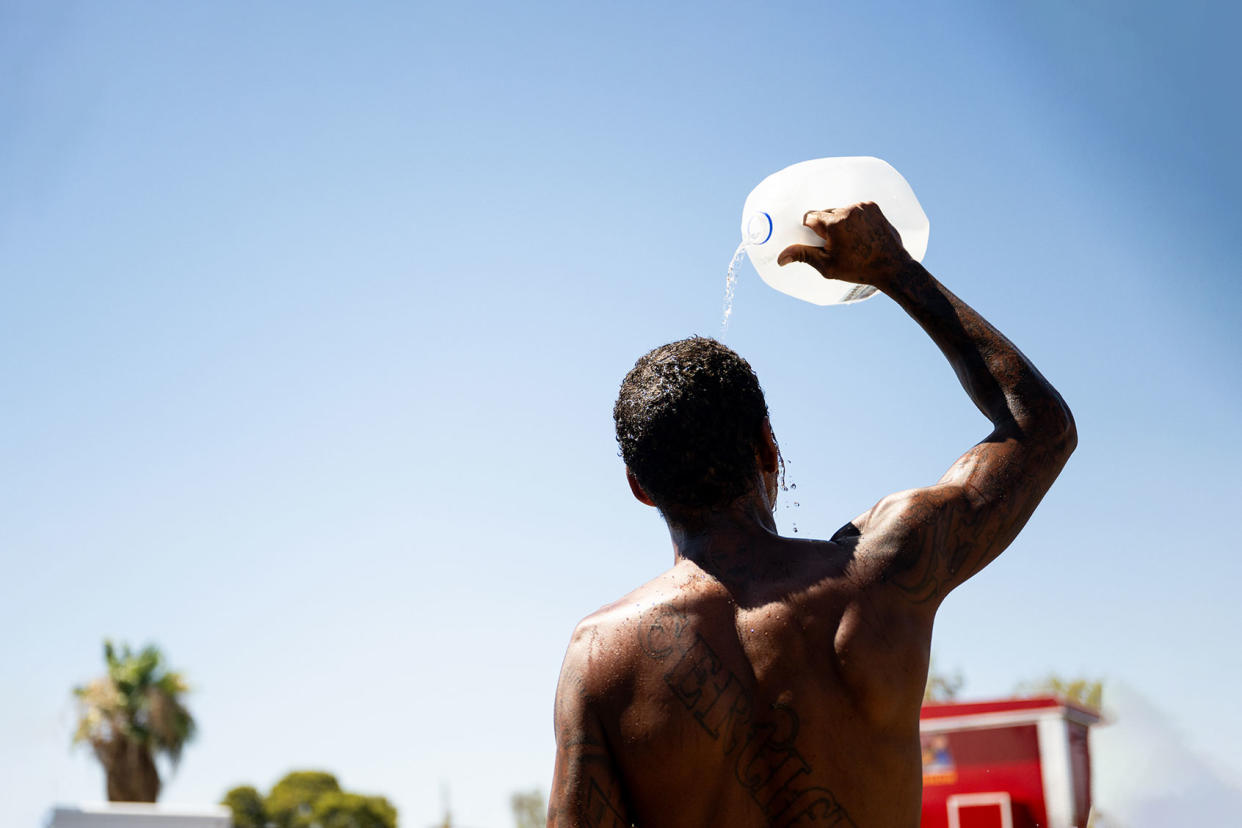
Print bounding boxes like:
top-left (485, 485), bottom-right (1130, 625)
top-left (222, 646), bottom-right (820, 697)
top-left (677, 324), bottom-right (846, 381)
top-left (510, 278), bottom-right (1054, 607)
top-left (548, 636), bottom-right (632, 827)
top-left (864, 432), bottom-right (1067, 605)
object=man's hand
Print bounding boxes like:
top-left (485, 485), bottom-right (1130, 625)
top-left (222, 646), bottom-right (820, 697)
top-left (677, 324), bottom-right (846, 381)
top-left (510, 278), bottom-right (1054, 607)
top-left (777, 202), bottom-right (912, 289)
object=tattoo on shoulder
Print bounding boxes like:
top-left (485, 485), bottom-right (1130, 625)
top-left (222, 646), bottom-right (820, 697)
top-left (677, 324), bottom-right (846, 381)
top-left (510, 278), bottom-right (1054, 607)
top-left (637, 604), bottom-right (857, 827)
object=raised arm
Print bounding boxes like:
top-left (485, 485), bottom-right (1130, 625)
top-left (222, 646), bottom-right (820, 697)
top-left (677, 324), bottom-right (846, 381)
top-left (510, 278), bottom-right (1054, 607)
top-left (780, 203), bottom-right (1077, 608)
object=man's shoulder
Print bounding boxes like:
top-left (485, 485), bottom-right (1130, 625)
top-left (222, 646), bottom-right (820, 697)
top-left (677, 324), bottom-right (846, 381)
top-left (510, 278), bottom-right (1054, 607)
top-left (571, 566), bottom-right (689, 645)
top-left (838, 487), bottom-right (958, 574)
top-left (565, 564), bottom-right (713, 683)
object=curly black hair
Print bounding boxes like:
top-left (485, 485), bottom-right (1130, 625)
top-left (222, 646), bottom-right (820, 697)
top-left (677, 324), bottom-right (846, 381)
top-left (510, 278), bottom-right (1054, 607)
top-left (614, 337), bottom-right (769, 512)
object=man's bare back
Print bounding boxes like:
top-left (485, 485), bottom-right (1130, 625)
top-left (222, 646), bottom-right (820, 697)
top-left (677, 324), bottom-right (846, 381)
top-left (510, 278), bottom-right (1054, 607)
top-left (550, 203), bottom-right (1076, 826)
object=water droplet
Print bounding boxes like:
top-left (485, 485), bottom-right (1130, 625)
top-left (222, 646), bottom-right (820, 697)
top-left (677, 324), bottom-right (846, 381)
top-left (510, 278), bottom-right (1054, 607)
top-left (790, 483), bottom-right (796, 490)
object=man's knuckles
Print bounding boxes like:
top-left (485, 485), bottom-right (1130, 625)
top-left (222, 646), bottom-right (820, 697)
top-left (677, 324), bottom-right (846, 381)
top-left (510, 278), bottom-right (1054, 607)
top-left (803, 210), bottom-right (837, 235)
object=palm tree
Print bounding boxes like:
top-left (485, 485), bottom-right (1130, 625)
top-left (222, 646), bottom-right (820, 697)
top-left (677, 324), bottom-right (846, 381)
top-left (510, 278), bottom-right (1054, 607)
top-left (73, 641), bottom-right (196, 802)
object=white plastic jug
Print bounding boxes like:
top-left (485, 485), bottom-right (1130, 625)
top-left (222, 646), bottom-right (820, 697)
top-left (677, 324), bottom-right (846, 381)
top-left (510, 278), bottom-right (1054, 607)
top-left (740, 157), bottom-right (929, 305)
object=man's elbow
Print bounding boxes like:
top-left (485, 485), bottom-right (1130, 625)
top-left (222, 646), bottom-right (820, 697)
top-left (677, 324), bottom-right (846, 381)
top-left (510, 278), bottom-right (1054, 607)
top-left (1061, 406), bottom-right (1078, 456)
top-left (1019, 395), bottom-right (1076, 460)
top-left (1042, 398), bottom-right (1077, 461)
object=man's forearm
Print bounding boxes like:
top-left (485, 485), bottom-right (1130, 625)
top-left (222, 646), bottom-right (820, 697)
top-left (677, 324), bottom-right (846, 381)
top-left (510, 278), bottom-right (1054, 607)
top-left (881, 260), bottom-right (1073, 437)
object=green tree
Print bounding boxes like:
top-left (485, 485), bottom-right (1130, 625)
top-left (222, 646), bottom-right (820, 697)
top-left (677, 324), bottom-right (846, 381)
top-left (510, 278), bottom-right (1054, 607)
top-left (72, 641), bottom-right (196, 802)
top-left (221, 785), bottom-right (267, 828)
top-left (1015, 674), bottom-right (1103, 710)
top-left (312, 791), bottom-right (398, 828)
top-left (511, 788), bottom-right (546, 828)
top-left (222, 771), bottom-right (398, 828)
top-left (265, 771), bottom-right (342, 828)
top-left (923, 655), bottom-right (964, 703)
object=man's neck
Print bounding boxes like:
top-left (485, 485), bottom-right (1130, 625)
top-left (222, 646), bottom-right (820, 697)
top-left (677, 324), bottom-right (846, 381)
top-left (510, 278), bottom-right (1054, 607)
top-left (665, 493), bottom-right (779, 567)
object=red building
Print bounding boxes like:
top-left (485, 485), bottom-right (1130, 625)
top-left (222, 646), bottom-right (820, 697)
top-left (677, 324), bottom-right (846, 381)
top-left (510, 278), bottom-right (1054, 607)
top-left (919, 697), bottom-right (1101, 828)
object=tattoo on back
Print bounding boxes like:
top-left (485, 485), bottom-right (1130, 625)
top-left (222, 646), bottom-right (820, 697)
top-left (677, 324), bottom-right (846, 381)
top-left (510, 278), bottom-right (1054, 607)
top-left (639, 605), bottom-right (857, 827)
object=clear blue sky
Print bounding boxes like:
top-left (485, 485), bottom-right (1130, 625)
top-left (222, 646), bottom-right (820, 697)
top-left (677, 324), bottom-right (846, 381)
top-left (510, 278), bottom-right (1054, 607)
top-left (2, 1), bottom-right (1239, 826)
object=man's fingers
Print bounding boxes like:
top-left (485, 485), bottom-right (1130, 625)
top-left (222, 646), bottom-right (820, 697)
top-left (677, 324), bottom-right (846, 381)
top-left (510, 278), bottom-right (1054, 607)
top-left (778, 243), bottom-right (832, 270)
top-left (802, 209), bottom-right (840, 239)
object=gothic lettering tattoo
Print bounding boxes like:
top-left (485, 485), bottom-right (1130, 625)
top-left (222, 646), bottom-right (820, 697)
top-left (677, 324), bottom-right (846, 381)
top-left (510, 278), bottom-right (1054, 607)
top-left (639, 604), bottom-right (856, 827)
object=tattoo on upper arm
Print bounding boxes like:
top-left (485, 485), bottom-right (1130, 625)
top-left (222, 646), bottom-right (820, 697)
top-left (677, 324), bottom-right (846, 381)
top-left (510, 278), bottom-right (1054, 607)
top-left (553, 704), bottom-right (631, 826)
top-left (552, 652), bottom-right (634, 827)
top-left (555, 671), bottom-right (602, 750)
top-left (551, 749), bottom-right (630, 827)
top-left (886, 445), bottom-right (1055, 604)
top-left (638, 605), bottom-right (857, 827)
top-left (886, 491), bottom-right (983, 603)
top-left (585, 777), bottom-right (629, 828)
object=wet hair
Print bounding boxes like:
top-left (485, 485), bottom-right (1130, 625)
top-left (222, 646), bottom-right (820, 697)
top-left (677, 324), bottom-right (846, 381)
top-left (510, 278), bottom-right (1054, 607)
top-left (614, 336), bottom-right (769, 512)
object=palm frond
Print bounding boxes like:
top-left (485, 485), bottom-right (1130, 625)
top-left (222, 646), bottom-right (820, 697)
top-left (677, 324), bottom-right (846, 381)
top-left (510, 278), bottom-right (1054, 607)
top-left (72, 640), bottom-right (196, 801)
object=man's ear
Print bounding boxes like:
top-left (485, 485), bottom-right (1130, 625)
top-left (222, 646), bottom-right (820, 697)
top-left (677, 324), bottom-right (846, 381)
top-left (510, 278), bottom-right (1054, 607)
top-left (757, 417), bottom-right (779, 474)
top-left (626, 467), bottom-right (657, 507)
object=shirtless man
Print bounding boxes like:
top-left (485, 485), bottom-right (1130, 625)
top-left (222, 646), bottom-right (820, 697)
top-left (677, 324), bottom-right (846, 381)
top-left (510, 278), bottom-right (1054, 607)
top-left (548, 202), bottom-right (1076, 827)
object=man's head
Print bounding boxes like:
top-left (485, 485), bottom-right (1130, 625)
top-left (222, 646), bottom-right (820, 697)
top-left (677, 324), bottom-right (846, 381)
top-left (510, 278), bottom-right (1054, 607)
top-left (614, 337), bottom-right (776, 516)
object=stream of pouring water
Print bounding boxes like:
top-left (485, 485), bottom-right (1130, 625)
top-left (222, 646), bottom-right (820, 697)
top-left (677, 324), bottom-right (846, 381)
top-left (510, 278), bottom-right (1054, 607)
top-left (721, 247), bottom-right (804, 533)
top-left (720, 241), bottom-right (748, 335)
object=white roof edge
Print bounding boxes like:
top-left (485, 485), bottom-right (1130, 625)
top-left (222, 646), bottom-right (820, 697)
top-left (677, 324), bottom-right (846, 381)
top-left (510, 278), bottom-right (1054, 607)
top-left (921, 707), bottom-right (1101, 733)
top-left (51, 803), bottom-right (231, 816)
